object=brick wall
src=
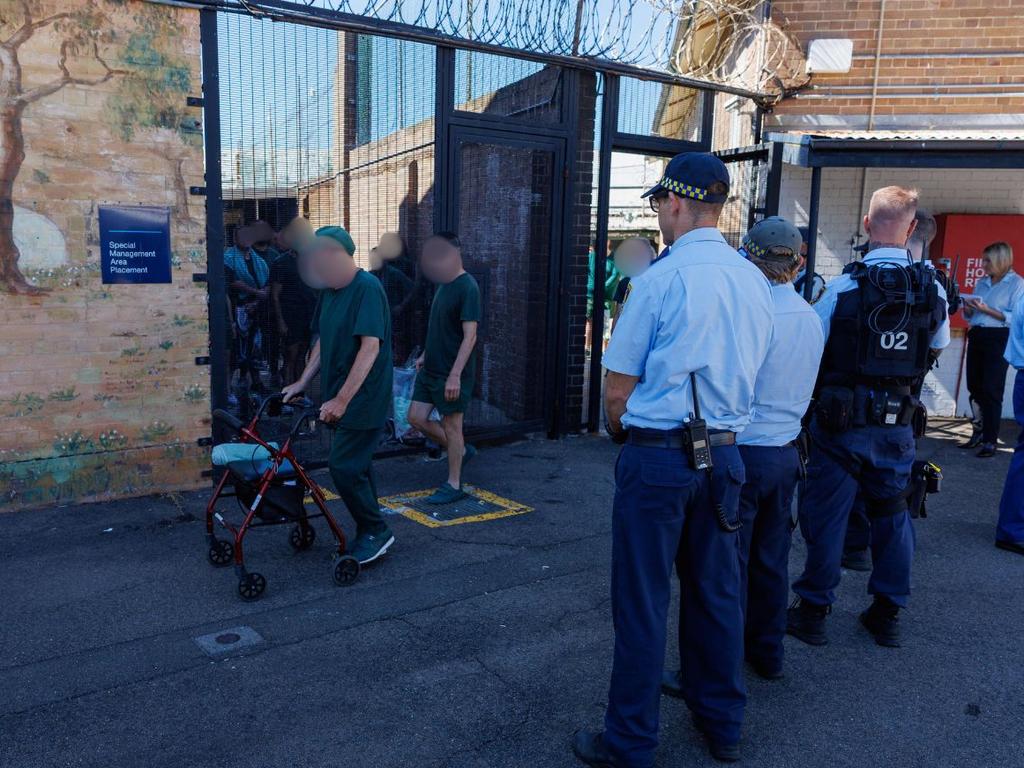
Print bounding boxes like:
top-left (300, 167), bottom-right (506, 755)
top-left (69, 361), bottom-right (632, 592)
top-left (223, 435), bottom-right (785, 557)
top-left (0, 1), bottom-right (208, 511)
top-left (768, 0), bottom-right (1024, 129)
top-left (780, 166), bottom-right (1024, 278)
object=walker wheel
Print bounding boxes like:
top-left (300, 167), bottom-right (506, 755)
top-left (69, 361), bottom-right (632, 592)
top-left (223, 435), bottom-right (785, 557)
top-left (237, 572), bottom-right (267, 601)
top-left (208, 538), bottom-right (234, 567)
top-left (333, 556), bottom-right (360, 586)
top-left (289, 523), bottom-right (316, 551)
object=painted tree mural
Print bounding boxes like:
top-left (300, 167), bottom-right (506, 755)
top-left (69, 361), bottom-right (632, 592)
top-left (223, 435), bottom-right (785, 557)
top-left (0, 0), bottom-right (198, 294)
top-left (104, 10), bottom-right (201, 230)
top-left (0, 0), bottom-right (125, 294)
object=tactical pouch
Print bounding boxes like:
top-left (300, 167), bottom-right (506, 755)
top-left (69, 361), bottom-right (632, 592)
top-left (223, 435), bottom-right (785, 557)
top-left (816, 386), bottom-right (854, 432)
top-left (911, 401), bottom-right (928, 438)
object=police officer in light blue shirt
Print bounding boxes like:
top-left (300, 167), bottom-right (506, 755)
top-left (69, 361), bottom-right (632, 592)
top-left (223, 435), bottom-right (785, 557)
top-left (789, 186), bottom-right (949, 650)
top-left (996, 292), bottom-right (1024, 555)
top-left (720, 217), bottom-right (825, 680)
top-left (573, 153), bottom-right (773, 767)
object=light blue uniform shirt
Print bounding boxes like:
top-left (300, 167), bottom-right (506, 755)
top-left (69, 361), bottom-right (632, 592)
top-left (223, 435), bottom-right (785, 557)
top-left (603, 227), bottom-right (773, 431)
top-left (813, 248), bottom-right (951, 351)
top-left (739, 284), bottom-right (825, 446)
top-left (968, 271), bottom-right (1024, 329)
top-left (1005, 293), bottom-right (1024, 369)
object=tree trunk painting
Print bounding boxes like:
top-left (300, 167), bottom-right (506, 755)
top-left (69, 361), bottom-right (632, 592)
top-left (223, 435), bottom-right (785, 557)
top-left (0, 1), bottom-right (124, 294)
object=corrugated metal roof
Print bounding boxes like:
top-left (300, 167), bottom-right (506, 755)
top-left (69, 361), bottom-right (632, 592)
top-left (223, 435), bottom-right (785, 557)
top-left (768, 129), bottom-right (1024, 142)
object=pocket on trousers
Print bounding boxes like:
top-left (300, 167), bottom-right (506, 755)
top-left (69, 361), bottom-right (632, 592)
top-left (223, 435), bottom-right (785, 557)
top-left (640, 462), bottom-right (697, 489)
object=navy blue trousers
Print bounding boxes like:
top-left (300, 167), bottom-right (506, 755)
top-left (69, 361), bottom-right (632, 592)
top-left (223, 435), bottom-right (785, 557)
top-left (844, 495), bottom-right (871, 553)
top-left (737, 445), bottom-right (801, 672)
top-left (605, 443), bottom-right (746, 767)
top-left (997, 370), bottom-right (1024, 544)
top-left (794, 419), bottom-right (916, 608)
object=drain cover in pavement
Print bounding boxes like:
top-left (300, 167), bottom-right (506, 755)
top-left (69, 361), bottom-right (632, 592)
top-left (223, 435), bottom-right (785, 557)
top-left (194, 625), bottom-right (264, 657)
top-left (379, 486), bottom-right (533, 527)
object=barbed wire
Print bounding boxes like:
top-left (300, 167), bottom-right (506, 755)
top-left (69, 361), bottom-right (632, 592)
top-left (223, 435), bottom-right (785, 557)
top-left (206, 0), bottom-right (808, 101)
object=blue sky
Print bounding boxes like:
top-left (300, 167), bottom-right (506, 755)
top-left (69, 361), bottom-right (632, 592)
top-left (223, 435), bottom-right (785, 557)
top-left (216, 6), bottom-right (664, 163)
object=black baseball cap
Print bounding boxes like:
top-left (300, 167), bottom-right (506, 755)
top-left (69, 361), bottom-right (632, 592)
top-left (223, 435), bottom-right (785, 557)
top-left (641, 152), bottom-right (730, 204)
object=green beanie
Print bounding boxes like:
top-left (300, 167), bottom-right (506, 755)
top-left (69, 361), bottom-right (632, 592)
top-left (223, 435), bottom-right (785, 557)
top-left (313, 225), bottom-right (356, 257)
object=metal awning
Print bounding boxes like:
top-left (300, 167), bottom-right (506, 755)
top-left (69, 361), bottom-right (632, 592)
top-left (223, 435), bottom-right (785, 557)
top-left (767, 130), bottom-right (1024, 169)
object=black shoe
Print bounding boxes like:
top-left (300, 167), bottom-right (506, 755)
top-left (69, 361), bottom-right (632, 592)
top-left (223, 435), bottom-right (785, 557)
top-left (995, 539), bottom-right (1024, 556)
top-left (859, 598), bottom-right (901, 648)
top-left (842, 548), bottom-right (872, 572)
top-left (572, 731), bottom-right (625, 768)
top-left (786, 598), bottom-right (830, 646)
top-left (691, 714), bottom-right (741, 763)
top-left (661, 669), bottom-right (684, 699)
top-left (746, 656), bottom-right (784, 680)
top-left (958, 433), bottom-right (983, 449)
top-left (976, 443), bottom-right (997, 458)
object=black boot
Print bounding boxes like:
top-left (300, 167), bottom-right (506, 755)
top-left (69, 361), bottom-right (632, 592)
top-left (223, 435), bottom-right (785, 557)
top-left (746, 655), bottom-right (784, 680)
top-left (860, 597), bottom-right (901, 647)
top-left (572, 731), bottom-right (626, 768)
top-left (661, 669), bottom-right (684, 699)
top-left (786, 598), bottom-right (830, 646)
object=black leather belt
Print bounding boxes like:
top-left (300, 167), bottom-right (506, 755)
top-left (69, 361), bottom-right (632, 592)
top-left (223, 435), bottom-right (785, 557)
top-left (627, 427), bottom-right (736, 449)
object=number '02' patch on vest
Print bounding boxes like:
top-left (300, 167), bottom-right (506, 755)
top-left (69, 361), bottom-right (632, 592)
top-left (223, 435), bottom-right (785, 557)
top-left (821, 261), bottom-right (945, 387)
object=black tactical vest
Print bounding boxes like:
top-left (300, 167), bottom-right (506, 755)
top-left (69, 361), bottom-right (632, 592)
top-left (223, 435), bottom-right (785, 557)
top-left (820, 259), bottom-right (945, 389)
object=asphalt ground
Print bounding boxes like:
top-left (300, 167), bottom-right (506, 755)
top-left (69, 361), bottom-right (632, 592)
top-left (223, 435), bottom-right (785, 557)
top-left (1, 419), bottom-right (1021, 768)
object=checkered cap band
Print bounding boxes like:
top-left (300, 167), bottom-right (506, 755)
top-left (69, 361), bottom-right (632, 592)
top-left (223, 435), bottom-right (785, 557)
top-left (659, 176), bottom-right (710, 201)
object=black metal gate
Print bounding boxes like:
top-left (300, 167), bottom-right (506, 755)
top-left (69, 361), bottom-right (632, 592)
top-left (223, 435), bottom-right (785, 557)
top-left (194, 3), bottom-right (767, 464)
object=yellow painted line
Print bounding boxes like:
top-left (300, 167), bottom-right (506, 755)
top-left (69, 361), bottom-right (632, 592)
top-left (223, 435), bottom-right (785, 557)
top-left (304, 488), bottom-right (339, 503)
top-left (378, 486), bottom-right (534, 528)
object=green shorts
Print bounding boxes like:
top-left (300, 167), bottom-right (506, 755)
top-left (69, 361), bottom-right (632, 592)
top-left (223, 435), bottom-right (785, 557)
top-left (412, 369), bottom-right (473, 416)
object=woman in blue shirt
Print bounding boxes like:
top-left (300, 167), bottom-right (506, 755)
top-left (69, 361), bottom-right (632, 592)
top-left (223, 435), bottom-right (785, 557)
top-left (962, 242), bottom-right (1024, 457)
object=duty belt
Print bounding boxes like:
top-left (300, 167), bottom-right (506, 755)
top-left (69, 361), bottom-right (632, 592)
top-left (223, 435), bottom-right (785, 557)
top-left (627, 427), bottom-right (736, 449)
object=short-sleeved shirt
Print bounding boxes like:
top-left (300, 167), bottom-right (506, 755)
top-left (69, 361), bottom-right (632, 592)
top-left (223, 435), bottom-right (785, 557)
top-left (270, 253), bottom-right (316, 319)
top-left (424, 272), bottom-right (482, 380)
top-left (968, 271), bottom-right (1024, 329)
top-left (739, 284), bottom-right (825, 446)
top-left (318, 270), bottom-right (393, 430)
top-left (813, 248), bottom-right (951, 351)
top-left (603, 227), bottom-right (774, 431)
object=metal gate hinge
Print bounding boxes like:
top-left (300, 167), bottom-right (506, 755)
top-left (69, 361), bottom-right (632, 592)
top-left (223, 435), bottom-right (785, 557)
top-left (192, 272), bottom-right (208, 283)
top-left (187, 96), bottom-right (205, 108)
top-left (197, 436), bottom-right (213, 447)
top-left (190, 186), bottom-right (207, 196)
top-left (195, 356), bottom-right (211, 366)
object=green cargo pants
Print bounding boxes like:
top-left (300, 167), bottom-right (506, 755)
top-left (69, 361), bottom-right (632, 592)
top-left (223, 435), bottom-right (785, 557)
top-left (328, 427), bottom-right (386, 536)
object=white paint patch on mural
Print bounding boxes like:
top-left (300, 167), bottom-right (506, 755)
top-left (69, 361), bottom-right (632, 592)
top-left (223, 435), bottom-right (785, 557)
top-left (13, 205), bottom-right (68, 269)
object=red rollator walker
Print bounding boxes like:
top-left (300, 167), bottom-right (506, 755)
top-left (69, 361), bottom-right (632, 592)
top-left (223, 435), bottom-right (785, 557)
top-left (205, 394), bottom-right (360, 600)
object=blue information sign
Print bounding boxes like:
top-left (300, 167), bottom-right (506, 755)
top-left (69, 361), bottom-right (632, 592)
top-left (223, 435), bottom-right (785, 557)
top-left (99, 205), bottom-right (172, 284)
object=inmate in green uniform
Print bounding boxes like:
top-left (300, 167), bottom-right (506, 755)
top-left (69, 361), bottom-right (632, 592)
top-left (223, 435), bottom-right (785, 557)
top-left (413, 272), bottom-right (482, 415)
top-left (318, 269), bottom-right (393, 535)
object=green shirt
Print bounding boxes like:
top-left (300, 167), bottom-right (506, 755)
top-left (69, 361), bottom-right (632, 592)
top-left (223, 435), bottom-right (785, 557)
top-left (318, 270), bottom-right (393, 430)
top-left (424, 272), bottom-right (482, 380)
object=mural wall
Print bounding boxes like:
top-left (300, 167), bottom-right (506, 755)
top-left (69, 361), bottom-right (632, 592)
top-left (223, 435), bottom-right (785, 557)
top-left (0, 0), bottom-right (209, 510)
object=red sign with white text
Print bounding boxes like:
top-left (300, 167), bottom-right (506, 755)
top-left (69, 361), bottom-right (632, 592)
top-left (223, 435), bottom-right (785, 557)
top-left (931, 214), bottom-right (1024, 330)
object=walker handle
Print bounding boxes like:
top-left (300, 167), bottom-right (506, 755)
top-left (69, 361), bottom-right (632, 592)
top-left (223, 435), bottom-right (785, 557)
top-left (213, 409), bottom-right (245, 432)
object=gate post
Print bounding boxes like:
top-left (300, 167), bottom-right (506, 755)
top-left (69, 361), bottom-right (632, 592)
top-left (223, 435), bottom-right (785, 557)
top-left (200, 9), bottom-right (228, 444)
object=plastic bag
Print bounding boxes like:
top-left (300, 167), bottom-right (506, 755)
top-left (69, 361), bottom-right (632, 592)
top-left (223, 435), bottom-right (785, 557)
top-left (393, 365), bottom-right (417, 437)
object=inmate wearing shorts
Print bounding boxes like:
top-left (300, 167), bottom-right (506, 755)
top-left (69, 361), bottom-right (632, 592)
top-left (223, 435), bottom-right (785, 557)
top-left (413, 272), bottom-right (481, 416)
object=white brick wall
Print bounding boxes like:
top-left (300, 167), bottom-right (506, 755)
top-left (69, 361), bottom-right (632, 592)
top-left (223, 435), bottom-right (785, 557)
top-left (780, 167), bottom-right (1024, 279)
top-left (779, 166), bottom-right (1024, 418)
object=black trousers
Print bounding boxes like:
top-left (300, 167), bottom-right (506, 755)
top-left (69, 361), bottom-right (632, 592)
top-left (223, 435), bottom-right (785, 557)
top-left (966, 326), bottom-right (1011, 443)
